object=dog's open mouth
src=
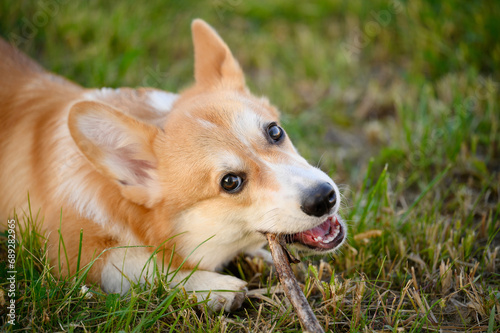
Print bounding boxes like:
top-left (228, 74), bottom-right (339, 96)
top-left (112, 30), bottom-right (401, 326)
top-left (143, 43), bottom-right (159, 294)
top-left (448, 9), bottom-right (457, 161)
top-left (284, 216), bottom-right (345, 251)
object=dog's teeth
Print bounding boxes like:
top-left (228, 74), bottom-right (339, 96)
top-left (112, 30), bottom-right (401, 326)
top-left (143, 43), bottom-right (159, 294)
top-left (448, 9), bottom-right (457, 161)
top-left (323, 229), bottom-right (340, 243)
top-left (313, 226), bottom-right (342, 244)
top-left (324, 235), bottom-right (334, 243)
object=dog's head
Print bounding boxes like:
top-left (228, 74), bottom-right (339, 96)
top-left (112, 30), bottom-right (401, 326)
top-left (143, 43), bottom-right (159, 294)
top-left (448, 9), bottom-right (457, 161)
top-left (69, 20), bottom-right (346, 266)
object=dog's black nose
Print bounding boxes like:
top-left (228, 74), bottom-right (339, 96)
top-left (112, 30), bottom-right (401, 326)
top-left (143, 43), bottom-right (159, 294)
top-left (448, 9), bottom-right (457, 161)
top-left (301, 183), bottom-right (336, 217)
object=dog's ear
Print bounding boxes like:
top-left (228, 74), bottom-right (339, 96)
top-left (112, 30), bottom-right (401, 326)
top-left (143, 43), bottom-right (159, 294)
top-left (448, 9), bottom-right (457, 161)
top-left (191, 19), bottom-right (246, 90)
top-left (68, 101), bottom-right (162, 208)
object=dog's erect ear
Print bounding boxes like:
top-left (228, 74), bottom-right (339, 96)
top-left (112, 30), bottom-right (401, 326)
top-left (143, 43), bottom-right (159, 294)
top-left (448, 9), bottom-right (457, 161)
top-left (68, 101), bottom-right (162, 208)
top-left (191, 19), bottom-right (246, 90)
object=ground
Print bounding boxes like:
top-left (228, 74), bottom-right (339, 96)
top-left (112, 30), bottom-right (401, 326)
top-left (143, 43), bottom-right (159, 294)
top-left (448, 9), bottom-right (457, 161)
top-left (0, 0), bottom-right (499, 332)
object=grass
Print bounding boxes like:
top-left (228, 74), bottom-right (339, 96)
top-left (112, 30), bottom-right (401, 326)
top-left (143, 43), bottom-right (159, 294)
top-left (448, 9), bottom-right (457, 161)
top-left (1, 0), bottom-right (499, 331)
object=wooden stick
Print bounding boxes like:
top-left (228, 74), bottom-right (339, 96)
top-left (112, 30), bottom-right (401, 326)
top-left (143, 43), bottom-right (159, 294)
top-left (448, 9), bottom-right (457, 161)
top-left (266, 233), bottom-right (325, 333)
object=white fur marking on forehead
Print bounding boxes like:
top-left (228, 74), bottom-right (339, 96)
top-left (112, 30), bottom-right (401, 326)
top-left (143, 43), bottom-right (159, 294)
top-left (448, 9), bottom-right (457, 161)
top-left (216, 151), bottom-right (245, 173)
top-left (147, 90), bottom-right (178, 112)
top-left (198, 118), bottom-right (217, 129)
top-left (237, 108), bottom-right (264, 129)
top-left (234, 108), bottom-right (265, 147)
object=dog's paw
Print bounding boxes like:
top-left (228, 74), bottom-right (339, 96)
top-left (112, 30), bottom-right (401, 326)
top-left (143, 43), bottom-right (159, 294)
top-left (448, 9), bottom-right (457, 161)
top-left (245, 248), bottom-right (273, 265)
top-left (194, 275), bottom-right (247, 312)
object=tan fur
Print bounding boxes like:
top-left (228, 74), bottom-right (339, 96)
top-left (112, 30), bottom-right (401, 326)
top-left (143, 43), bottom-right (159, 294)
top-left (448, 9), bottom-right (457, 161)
top-left (0, 19), bottom-right (345, 312)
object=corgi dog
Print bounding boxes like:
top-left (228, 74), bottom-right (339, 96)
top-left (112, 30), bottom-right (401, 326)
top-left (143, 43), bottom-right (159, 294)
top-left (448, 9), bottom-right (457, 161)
top-left (0, 19), bottom-right (346, 312)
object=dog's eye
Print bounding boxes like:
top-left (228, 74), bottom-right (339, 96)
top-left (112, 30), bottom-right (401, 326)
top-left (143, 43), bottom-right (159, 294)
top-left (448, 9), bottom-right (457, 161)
top-left (221, 174), bottom-right (243, 193)
top-left (267, 123), bottom-right (284, 142)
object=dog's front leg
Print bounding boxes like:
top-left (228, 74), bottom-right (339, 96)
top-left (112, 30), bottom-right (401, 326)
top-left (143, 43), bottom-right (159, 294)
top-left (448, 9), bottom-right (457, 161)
top-left (169, 270), bottom-right (247, 312)
top-left (245, 247), bottom-right (274, 264)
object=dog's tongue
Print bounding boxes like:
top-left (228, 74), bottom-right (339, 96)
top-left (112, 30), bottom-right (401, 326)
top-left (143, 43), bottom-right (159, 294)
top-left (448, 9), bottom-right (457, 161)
top-left (304, 218), bottom-right (331, 238)
top-left (294, 217), bottom-right (340, 249)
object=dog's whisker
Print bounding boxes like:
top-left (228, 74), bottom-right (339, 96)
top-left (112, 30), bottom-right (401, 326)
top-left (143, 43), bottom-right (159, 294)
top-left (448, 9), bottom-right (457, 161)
top-left (316, 153), bottom-right (326, 169)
